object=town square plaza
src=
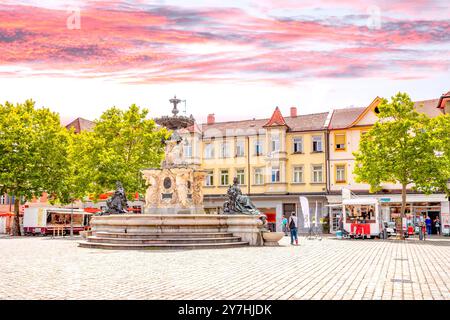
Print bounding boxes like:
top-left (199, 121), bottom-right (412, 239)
top-left (0, 235), bottom-right (448, 300)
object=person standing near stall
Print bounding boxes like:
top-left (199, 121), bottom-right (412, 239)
top-left (434, 217), bottom-right (441, 236)
top-left (425, 215), bottom-right (432, 235)
top-left (282, 214), bottom-right (288, 236)
top-left (289, 212), bottom-right (298, 246)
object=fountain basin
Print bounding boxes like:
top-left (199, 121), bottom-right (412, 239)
top-left (262, 232), bottom-right (284, 246)
top-left (79, 214), bottom-right (265, 249)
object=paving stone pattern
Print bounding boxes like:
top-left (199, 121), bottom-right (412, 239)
top-left (0, 235), bottom-right (449, 300)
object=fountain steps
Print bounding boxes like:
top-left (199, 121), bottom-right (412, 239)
top-left (92, 231), bottom-right (235, 239)
top-left (79, 214), bottom-right (263, 249)
top-left (80, 229), bottom-right (249, 250)
top-left (85, 235), bottom-right (243, 244)
top-left (78, 242), bottom-right (249, 250)
top-left (79, 234), bottom-right (249, 250)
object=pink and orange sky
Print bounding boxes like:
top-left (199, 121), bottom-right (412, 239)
top-left (0, 0), bottom-right (449, 123)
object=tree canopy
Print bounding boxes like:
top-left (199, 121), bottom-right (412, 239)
top-left (0, 100), bottom-right (71, 235)
top-left (76, 104), bottom-right (169, 200)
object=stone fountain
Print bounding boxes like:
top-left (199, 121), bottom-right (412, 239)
top-left (142, 97), bottom-right (206, 214)
top-left (79, 96), bottom-right (265, 250)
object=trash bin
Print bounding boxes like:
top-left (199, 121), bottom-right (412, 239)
top-left (336, 230), bottom-right (343, 239)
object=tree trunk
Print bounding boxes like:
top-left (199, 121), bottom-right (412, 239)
top-left (399, 183), bottom-right (407, 240)
top-left (13, 197), bottom-right (21, 236)
top-left (70, 200), bottom-right (74, 238)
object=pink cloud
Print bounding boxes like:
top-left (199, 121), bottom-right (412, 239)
top-left (0, 1), bottom-right (448, 84)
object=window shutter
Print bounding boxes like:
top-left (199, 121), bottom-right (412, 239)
top-left (335, 134), bottom-right (346, 149)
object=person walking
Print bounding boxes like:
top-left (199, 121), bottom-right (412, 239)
top-left (281, 214), bottom-right (288, 236)
top-left (434, 217), bottom-right (441, 236)
top-left (289, 212), bottom-right (298, 246)
top-left (425, 216), bottom-right (432, 235)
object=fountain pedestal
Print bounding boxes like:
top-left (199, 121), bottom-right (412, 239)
top-left (142, 166), bottom-right (206, 215)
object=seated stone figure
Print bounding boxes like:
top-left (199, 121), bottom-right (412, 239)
top-left (100, 181), bottom-right (129, 215)
top-left (223, 177), bottom-right (261, 215)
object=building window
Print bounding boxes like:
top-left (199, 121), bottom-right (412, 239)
top-left (220, 170), bottom-right (229, 186)
top-left (336, 165), bottom-right (346, 183)
top-left (255, 139), bottom-right (263, 156)
top-left (293, 166), bottom-right (304, 183)
top-left (312, 136), bottom-right (323, 152)
top-left (184, 140), bottom-right (192, 158)
top-left (236, 169), bottom-right (245, 185)
top-left (236, 140), bottom-right (245, 157)
top-left (204, 143), bottom-right (214, 159)
top-left (220, 142), bottom-right (230, 158)
top-left (205, 170), bottom-right (214, 186)
top-left (271, 134), bottom-right (280, 152)
top-left (293, 137), bottom-right (303, 153)
top-left (0, 194), bottom-right (5, 205)
top-left (271, 166), bottom-right (280, 183)
top-left (254, 167), bottom-right (264, 185)
top-left (312, 165), bottom-right (323, 183)
top-left (335, 133), bottom-right (346, 151)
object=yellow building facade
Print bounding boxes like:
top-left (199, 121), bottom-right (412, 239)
top-left (326, 96), bottom-right (448, 233)
top-left (181, 107), bottom-right (328, 231)
top-left (178, 95), bottom-right (447, 233)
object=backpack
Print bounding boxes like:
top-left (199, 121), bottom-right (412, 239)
top-left (289, 216), bottom-right (296, 229)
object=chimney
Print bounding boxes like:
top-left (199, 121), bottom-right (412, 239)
top-left (290, 107), bottom-right (297, 118)
top-left (207, 113), bottom-right (215, 124)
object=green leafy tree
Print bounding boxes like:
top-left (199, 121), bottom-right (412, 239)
top-left (425, 114), bottom-right (450, 194)
top-left (82, 104), bottom-right (169, 200)
top-left (55, 129), bottom-right (95, 204)
top-left (0, 100), bottom-right (70, 235)
top-left (353, 92), bottom-right (450, 238)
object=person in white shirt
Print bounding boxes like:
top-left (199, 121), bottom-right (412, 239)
top-left (288, 212), bottom-right (298, 245)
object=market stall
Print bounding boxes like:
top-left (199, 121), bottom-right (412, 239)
top-left (342, 198), bottom-right (384, 239)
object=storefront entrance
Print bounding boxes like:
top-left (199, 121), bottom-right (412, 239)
top-left (428, 211), bottom-right (440, 234)
top-left (283, 203), bottom-right (296, 220)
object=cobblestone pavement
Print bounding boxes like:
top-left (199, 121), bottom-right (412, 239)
top-left (0, 235), bottom-right (449, 300)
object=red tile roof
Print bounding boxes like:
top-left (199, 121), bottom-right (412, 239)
top-left (329, 96), bottom-right (444, 130)
top-left (200, 112), bottom-right (329, 138)
top-left (328, 107), bottom-right (366, 130)
top-left (187, 122), bottom-right (202, 134)
top-left (414, 99), bottom-right (442, 117)
top-left (436, 91), bottom-right (450, 110)
top-left (65, 117), bottom-right (95, 133)
top-left (263, 107), bottom-right (288, 128)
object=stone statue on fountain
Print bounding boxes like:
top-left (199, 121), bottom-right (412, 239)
top-left (224, 177), bottom-right (261, 215)
top-left (223, 177), bottom-right (267, 229)
top-left (98, 181), bottom-right (129, 215)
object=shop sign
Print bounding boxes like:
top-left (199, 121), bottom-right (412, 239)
top-left (380, 198), bottom-right (391, 203)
